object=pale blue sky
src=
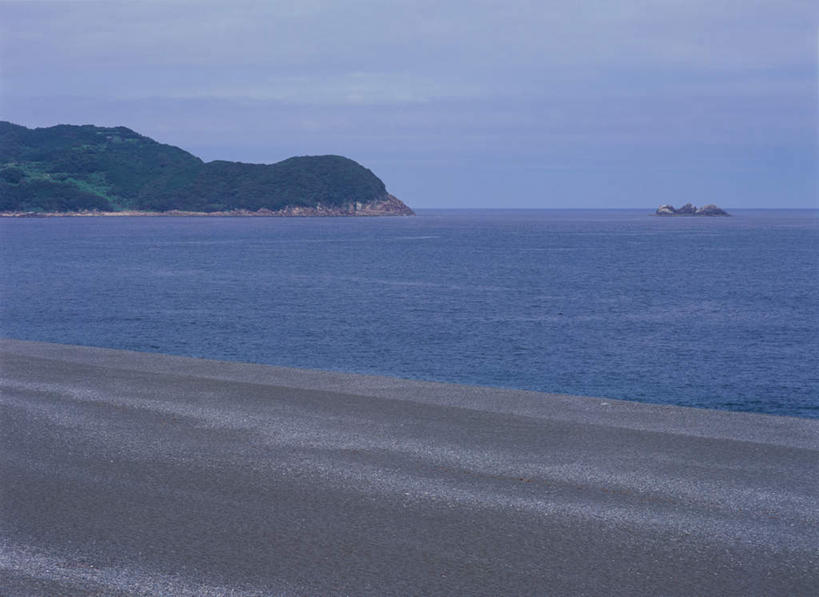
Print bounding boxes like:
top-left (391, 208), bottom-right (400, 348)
top-left (1, 0), bottom-right (816, 208)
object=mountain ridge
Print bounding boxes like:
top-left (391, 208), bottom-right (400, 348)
top-left (0, 121), bottom-right (413, 216)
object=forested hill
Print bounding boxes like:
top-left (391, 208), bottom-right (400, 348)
top-left (0, 121), bottom-right (412, 215)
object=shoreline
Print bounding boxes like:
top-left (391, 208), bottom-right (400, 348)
top-left (0, 195), bottom-right (415, 218)
top-left (2, 338), bottom-right (817, 595)
top-left (0, 209), bottom-right (413, 218)
top-left (0, 212), bottom-right (412, 218)
top-left (2, 338), bottom-right (815, 438)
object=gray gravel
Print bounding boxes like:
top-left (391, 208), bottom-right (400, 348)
top-left (1, 338), bottom-right (817, 596)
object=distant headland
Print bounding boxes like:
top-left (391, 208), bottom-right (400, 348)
top-left (655, 203), bottom-right (729, 216)
top-left (0, 121), bottom-right (414, 217)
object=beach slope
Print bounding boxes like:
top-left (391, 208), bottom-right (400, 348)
top-left (1, 339), bottom-right (817, 595)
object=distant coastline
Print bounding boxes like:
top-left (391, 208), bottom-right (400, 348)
top-left (0, 121), bottom-right (414, 216)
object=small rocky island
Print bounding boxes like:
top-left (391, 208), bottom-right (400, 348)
top-left (0, 121), bottom-right (413, 216)
top-left (656, 203), bottom-right (729, 216)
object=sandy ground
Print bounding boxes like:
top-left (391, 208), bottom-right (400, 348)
top-left (1, 338), bottom-right (817, 596)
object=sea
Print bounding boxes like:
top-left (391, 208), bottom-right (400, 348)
top-left (1, 209), bottom-right (817, 418)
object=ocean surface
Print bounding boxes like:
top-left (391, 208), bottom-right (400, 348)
top-left (1, 209), bottom-right (817, 418)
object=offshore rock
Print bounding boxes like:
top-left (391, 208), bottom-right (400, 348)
top-left (695, 204), bottom-right (729, 216)
top-left (656, 203), bottom-right (729, 216)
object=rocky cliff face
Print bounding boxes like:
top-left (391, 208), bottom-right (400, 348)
top-left (352, 195), bottom-right (414, 216)
top-left (656, 203), bottom-right (729, 216)
top-left (232, 194), bottom-right (414, 217)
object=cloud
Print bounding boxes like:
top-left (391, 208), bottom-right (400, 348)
top-left (0, 0), bottom-right (815, 207)
top-left (3, 1), bottom-right (814, 94)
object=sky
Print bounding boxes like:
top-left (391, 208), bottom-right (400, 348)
top-left (0, 0), bottom-right (816, 208)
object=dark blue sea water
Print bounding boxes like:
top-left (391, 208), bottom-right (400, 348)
top-left (1, 209), bottom-right (817, 418)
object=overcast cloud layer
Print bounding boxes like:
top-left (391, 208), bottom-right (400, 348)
top-left (1, 0), bottom-right (816, 208)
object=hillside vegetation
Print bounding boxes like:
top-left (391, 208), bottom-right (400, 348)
top-left (0, 121), bottom-right (403, 214)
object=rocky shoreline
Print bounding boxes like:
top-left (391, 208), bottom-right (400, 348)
top-left (0, 194), bottom-right (414, 218)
